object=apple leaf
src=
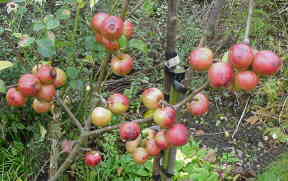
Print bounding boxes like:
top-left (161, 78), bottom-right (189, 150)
top-left (0, 61), bottom-right (13, 71)
top-left (119, 35), bottom-right (128, 49)
top-left (128, 39), bottom-right (148, 54)
top-left (36, 38), bottom-right (56, 57)
top-left (56, 9), bottom-right (71, 20)
top-left (0, 79), bottom-right (6, 93)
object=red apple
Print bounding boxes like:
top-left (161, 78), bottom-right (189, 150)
top-left (100, 16), bottom-right (124, 40)
top-left (229, 43), bottom-right (254, 70)
top-left (235, 71), bottom-right (259, 91)
top-left (104, 39), bottom-right (120, 52)
top-left (142, 88), bottom-right (164, 109)
top-left (166, 124), bottom-right (189, 147)
top-left (120, 122), bottom-right (141, 141)
top-left (187, 92), bottom-right (209, 116)
top-left (133, 147), bottom-right (150, 164)
top-left (153, 106), bottom-right (176, 128)
top-left (108, 93), bottom-right (129, 114)
top-left (36, 84), bottom-right (56, 102)
top-left (145, 139), bottom-right (161, 156)
top-left (91, 12), bottom-right (110, 32)
top-left (85, 151), bottom-right (102, 167)
top-left (111, 54), bottom-right (133, 76)
top-left (18, 74), bottom-right (41, 96)
top-left (6, 88), bottom-right (27, 107)
top-left (123, 20), bottom-right (134, 38)
top-left (32, 99), bottom-right (52, 113)
top-left (252, 50), bottom-right (282, 75)
top-left (125, 136), bottom-right (141, 153)
top-left (36, 65), bottom-right (57, 84)
top-left (188, 47), bottom-right (213, 71)
top-left (208, 62), bottom-right (234, 88)
top-left (155, 130), bottom-right (169, 150)
top-left (95, 33), bottom-right (103, 43)
top-left (91, 107), bottom-right (112, 127)
top-left (53, 67), bottom-right (67, 88)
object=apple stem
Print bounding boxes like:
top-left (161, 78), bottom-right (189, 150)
top-left (243, 0), bottom-right (255, 45)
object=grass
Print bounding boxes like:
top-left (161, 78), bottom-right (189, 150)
top-left (257, 152), bottom-right (288, 181)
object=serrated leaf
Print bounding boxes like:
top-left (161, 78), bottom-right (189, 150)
top-left (119, 35), bottom-right (128, 49)
top-left (45, 15), bottom-right (60, 30)
top-left (56, 9), bottom-right (71, 20)
top-left (128, 39), bottom-right (148, 53)
top-left (0, 61), bottom-right (13, 71)
top-left (69, 79), bottom-right (84, 90)
top-left (66, 67), bottom-right (80, 79)
top-left (33, 22), bottom-right (45, 32)
top-left (0, 80), bottom-right (6, 93)
top-left (36, 38), bottom-right (56, 57)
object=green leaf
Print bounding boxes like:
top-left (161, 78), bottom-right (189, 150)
top-left (84, 36), bottom-right (97, 50)
top-left (36, 38), bottom-right (56, 57)
top-left (18, 35), bottom-right (35, 47)
top-left (56, 9), bottom-right (71, 20)
top-left (143, 0), bottom-right (155, 15)
top-left (0, 61), bottom-right (13, 71)
top-left (0, 27), bottom-right (4, 35)
top-left (128, 39), bottom-right (148, 53)
top-left (69, 79), bottom-right (84, 90)
top-left (44, 15), bottom-right (60, 30)
top-left (66, 67), bottom-right (80, 79)
top-left (33, 22), bottom-right (45, 32)
top-left (119, 35), bottom-right (128, 49)
top-left (0, 80), bottom-right (6, 93)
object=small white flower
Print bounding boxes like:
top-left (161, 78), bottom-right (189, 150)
top-left (6, 2), bottom-right (18, 14)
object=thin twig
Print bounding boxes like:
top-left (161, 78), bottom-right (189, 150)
top-left (174, 81), bottom-right (209, 110)
top-left (279, 96), bottom-right (288, 125)
top-left (84, 117), bottom-right (152, 137)
top-left (121, 0), bottom-right (129, 19)
top-left (232, 97), bottom-right (250, 138)
top-left (56, 95), bottom-right (84, 131)
top-left (243, 0), bottom-right (254, 44)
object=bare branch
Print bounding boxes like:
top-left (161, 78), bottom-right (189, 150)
top-left (56, 95), bottom-right (84, 131)
top-left (243, 0), bottom-right (255, 44)
top-left (174, 81), bottom-right (209, 110)
top-left (121, 0), bottom-right (129, 19)
top-left (232, 97), bottom-right (250, 138)
top-left (84, 117), bottom-right (152, 137)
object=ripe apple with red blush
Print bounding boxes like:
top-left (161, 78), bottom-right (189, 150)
top-left (36, 65), bottom-right (57, 84)
top-left (32, 99), bottom-right (52, 113)
top-left (229, 43), bottom-right (254, 70)
top-left (153, 106), bottom-right (176, 128)
top-left (91, 12), bottom-right (110, 33)
top-left (252, 50), bottom-right (282, 75)
top-left (85, 151), bottom-right (102, 167)
top-left (133, 147), bottom-right (150, 164)
top-left (6, 88), bottom-right (27, 107)
top-left (208, 62), bottom-right (234, 88)
top-left (54, 67), bottom-right (67, 88)
top-left (100, 16), bottom-right (124, 40)
top-left (91, 107), bottom-right (112, 127)
top-left (142, 88), bottom-right (164, 109)
top-left (123, 20), bottom-right (134, 39)
top-left (155, 130), bottom-right (170, 150)
top-left (187, 92), bottom-right (209, 116)
top-left (18, 74), bottom-right (41, 97)
top-left (235, 71), bottom-right (259, 91)
top-left (145, 139), bottom-right (161, 156)
top-left (111, 54), bottom-right (133, 76)
top-left (108, 93), bottom-right (129, 114)
top-left (188, 47), bottom-right (213, 71)
top-left (125, 136), bottom-right (141, 153)
top-left (36, 84), bottom-right (56, 102)
top-left (166, 124), bottom-right (189, 147)
top-left (120, 122), bottom-right (141, 140)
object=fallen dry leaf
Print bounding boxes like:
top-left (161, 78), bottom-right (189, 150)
top-left (204, 150), bottom-right (217, 163)
top-left (246, 116), bottom-right (259, 125)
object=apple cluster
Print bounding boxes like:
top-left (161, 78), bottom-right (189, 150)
top-left (6, 64), bottom-right (67, 113)
top-left (90, 12), bottom-right (135, 76)
top-left (188, 43), bottom-right (283, 91)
